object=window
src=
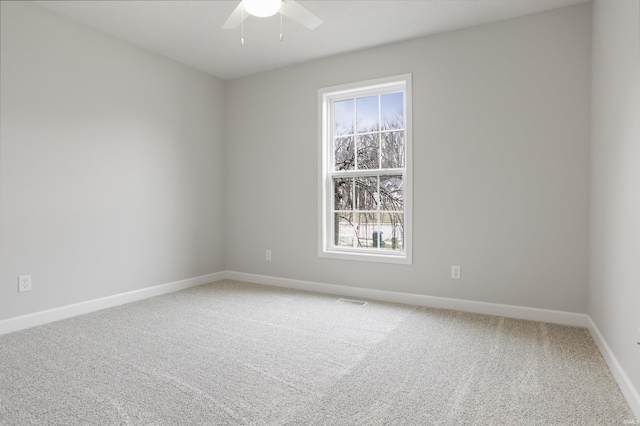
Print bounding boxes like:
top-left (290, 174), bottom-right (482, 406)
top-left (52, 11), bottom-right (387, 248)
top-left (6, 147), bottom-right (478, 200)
top-left (319, 74), bottom-right (412, 264)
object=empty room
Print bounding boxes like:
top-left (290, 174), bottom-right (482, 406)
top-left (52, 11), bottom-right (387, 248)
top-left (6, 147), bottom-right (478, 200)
top-left (1, 0), bottom-right (639, 424)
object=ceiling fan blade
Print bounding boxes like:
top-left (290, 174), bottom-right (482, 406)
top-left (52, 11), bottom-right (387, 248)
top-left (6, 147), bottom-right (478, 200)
top-left (222, 1), bottom-right (248, 29)
top-left (282, 0), bottom-right (323, 30)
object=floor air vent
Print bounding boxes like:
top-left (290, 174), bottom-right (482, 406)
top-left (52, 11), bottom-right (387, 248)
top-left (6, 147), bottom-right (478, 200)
top-left (336, 298), bottom-right (368, 306)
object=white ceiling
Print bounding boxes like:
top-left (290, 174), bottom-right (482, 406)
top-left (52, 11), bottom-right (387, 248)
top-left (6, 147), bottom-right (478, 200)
top-left (33, 0), bottom-right (590, 80)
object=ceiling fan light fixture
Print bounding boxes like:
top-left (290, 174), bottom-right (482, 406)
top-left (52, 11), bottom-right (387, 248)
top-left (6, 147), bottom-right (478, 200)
top-left (243, 0), bottom-right (281, 18)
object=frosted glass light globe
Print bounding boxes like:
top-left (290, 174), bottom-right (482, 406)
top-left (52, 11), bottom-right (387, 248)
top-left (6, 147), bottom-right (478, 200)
top-left (243, 0), bottom-right (281, 18)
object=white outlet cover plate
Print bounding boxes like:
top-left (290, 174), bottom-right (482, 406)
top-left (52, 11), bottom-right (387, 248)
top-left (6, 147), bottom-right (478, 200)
top-left (18, 275), bottom-right (32, 292)
top-left (451, 265), bottom-right (461, 279)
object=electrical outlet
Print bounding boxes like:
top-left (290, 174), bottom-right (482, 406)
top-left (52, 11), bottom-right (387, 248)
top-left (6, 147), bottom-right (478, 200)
top-left (451, 265), bottom-right (461, 280)
top-left (18, 275), bottom-right (32, 292)
top-left (266, 250), bottom-right (272, 261)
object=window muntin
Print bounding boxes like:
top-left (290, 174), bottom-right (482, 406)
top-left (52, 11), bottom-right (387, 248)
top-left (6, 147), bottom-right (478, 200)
top-left (319, 75), bottom-right (412, 264)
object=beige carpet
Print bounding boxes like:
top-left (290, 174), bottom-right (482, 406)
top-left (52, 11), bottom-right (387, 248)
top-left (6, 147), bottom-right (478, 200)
top-left (0, 280), bottom-right (634, 425)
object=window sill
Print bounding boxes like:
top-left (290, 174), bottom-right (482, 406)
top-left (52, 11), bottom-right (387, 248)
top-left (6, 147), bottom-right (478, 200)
top-left (319, 248), bottom-right (412, 265)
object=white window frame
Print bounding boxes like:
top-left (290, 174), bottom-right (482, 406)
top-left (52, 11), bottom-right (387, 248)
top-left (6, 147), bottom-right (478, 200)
top-left (318, 74), bottom-right (412, 265)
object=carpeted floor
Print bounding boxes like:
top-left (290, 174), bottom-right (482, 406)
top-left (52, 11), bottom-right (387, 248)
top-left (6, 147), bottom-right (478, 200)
top-left (0, 280), bottom-right (634, 425)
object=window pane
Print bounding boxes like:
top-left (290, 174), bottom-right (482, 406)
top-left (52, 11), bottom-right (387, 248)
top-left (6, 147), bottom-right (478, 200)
top-left (381, 92), bottom-right (404, 130)
top-left (355, 177), bottom-right (378, 211)
top-left (380, 175), bottom-right (403, 211)
top-left (333, 177), bottom-right (353, 210)
top-left (356, 134), bottom-right (379, 170)
top-left (334, 99), bottom-right (354, 135)
top-left (380, 212), bottom-right (404, 250)
top-left (335, 212), bottom-right (357, 247)
top-left (381, 131), bottom-right (405, 168)
top-left (334, 136), bottom-right (354, 170)
top-left (356, 96), bottom-right (379, 132)
top-left (355, 212), bottom-right (378, 248)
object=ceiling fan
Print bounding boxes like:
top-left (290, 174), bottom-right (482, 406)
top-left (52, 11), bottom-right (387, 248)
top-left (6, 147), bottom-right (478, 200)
top-left (222, 0), bottom-right (323, 37)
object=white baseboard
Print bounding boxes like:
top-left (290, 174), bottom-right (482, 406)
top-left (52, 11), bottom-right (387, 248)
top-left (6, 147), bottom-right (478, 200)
top-left (0, 269), bottom-right (587, 332)
top-left (0, 272), bottom-right (225, 336)
top-left (588, 317), bottom-right (640, 420)
top-left (1, 270), bottom-right (586, 336)
top-left (224, 271), bottom-right (587, 327)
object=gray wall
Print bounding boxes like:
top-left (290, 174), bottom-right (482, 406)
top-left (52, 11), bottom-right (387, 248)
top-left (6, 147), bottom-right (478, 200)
top-left (590, 0), bottom-right (640, 406)
top-left (1, 3), bottom-right (593, 320)
top-left (224, 4), bottom-right (592, 313)
top-left (0, 1), bottom-right (226, 321)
